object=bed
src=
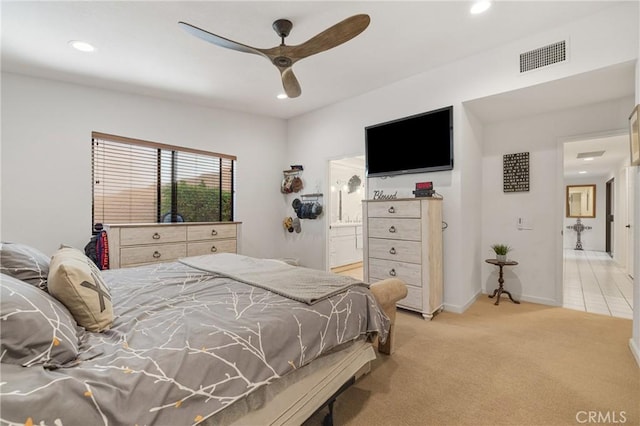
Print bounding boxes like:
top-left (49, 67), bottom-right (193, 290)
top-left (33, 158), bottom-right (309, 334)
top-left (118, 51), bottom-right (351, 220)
top-left (0, 242), bottom-right (407, 425)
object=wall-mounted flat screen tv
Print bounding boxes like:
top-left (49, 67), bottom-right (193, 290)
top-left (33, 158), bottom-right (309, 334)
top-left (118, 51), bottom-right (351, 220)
top-left (365, 106), bottom-right (453, 177)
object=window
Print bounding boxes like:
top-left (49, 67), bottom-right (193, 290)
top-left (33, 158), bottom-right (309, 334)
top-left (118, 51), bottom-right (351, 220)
top-left (92, 132), bottom-right (235, 228)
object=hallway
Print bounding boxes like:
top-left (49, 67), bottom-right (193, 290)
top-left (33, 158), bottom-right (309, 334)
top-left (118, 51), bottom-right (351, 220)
top-left (563, 249), bottom-right (633, 319)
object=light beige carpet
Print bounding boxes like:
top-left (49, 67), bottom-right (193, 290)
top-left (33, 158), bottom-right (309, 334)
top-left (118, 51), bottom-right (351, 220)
top-left (304, 296), bottom-right (639, 426)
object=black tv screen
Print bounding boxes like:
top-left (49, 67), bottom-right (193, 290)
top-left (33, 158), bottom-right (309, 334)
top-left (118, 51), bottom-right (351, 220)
top-left (365, 106), bottom-right (453, 177)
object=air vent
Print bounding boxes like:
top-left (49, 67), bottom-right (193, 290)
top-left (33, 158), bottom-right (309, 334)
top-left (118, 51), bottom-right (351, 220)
top-left (520, 41), bottom-right (566, 73)
top-left (577, 150), bottom-right (605, 159)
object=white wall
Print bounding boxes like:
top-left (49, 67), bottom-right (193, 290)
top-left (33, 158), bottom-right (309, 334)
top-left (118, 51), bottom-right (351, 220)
top-left (630, 23), bottom-right (640, 366)
top-left (481, 99), bottom-right (633, 306)
top-left (633, 163), bottom-right (640, 367)
top-left (286, 3), bottom-right (638, 313)
top-left (0, 73), bottom-right (289, 259)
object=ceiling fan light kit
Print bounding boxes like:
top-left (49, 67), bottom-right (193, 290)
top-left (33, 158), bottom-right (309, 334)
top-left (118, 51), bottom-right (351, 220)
top-left (178, 14), bottom-right (370, 98)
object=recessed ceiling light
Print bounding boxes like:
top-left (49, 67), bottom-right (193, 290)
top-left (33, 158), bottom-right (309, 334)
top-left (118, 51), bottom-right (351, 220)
top-left (277, 93), bottom-right (288, 100)
top-left (579, 171), bottom-right (587, 174)
top-left (69, 40), bottom-right (95, 52)
top-left (470, 1), bottom-right (491, 15)
top-left (583, 158), bottom-right (594, 161)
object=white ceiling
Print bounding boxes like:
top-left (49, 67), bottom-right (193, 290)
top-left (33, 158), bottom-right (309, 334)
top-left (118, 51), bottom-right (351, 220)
top-left (1, 1), bottom-right (635, 177)
top-left (563, 133), bottom-right (630, 179)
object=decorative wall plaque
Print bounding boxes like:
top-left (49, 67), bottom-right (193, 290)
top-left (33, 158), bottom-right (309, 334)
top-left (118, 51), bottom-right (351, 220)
top-left (503, 152), bottom-right (529, 192)
top-left (372, 190), bottom-right (398, 200)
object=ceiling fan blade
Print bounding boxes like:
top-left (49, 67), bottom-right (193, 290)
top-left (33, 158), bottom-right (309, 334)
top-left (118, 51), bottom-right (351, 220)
top-left (178, 21), bottom-right (265, 57)
top-left (288, 14), bottom-right (370, 60)
top-left (281, 68), bottom-right (301, 98)
top-left (180, 15), bottom-right (368, 99)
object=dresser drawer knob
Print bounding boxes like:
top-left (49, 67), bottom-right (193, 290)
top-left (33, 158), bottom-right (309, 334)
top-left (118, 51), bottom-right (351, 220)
top-left (152, 232), bottom-right (161, 240)
top-left (389, 247), bottom-right (396, 255)
top-left (210, 245), bottom-right (218, 253)
top-left (388, 206), bottom-right (395, 214)
top-left (211, 229), bottom-right (218, 236)
top-left (153, 251), bottom-right (161, 258)
top-left (388, 226), bottom-right (396, 233)
top-left (388, 268), bottom-right (397, 277)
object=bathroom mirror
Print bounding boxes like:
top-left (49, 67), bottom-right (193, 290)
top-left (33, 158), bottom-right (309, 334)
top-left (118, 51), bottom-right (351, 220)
top-left (566, 184), bottom-right (596, 218)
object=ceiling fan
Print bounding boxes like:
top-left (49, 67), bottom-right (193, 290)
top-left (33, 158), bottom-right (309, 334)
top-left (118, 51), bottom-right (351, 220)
top-left (178, 14), bottom-right (371, 98)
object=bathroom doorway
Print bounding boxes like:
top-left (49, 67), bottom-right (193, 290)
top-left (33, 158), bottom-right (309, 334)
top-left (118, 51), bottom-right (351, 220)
top-left (328, 155), bottom-right (365, 277)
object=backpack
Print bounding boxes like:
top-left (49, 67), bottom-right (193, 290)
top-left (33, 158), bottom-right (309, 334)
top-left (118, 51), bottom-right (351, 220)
top-left (85, 230), bottom-right (109, 270)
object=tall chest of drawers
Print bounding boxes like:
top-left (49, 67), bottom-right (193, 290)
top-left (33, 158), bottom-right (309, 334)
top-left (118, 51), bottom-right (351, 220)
top-left (363, 198), bottom-right (443, 319)
top-left (105, 222), bottom-right (240, 269)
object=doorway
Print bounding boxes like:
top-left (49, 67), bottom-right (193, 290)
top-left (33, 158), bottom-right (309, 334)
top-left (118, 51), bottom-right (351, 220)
top-left (625, 167), bottom-right (635, 279)
top-left (606, 178), bottom-right (614, 257)
top-left (327, 155), bottom-right (365, 277)
top-left (561, 132), bottom-right (633, 318)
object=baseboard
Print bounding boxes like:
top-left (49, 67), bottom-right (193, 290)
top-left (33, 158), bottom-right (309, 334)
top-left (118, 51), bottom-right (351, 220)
top-left (443, 290), bottom-right (482, 314)
top-left (629, 338), bottom-right (640, 368)
top-left (445, 290), bottom-right (559, 314)
top-left (517, 294), bottom-right (559, 306)
top-left (330, 262), bottom-right (363, 273)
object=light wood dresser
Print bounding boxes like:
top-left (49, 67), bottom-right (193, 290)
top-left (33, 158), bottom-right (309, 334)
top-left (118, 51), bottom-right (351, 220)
top-left (362, 198), bottom-right (443, 319)
top-left (105, 222), bottom-right (240, 268)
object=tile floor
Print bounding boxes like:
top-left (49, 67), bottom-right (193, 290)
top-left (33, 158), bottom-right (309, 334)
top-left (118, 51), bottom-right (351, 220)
top-left (333, 250), bottom-right (635, 320)
top-left (563, 249), bottom-right (634, 319)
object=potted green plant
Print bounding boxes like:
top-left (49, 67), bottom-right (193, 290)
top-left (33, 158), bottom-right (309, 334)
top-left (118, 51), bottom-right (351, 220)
top-left (491, 244), bottom-right (512, 262)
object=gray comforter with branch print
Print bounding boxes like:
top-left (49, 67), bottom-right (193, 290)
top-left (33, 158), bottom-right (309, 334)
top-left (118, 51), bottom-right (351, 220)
top-left (0, 258), bottom-right (389, 426)
top-left (180, 253), bottom-right (368, 304)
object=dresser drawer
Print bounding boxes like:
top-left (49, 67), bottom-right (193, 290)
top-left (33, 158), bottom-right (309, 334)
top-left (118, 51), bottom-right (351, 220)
top-left (369, 258), bottom-right (421, 286)
top-left (397, 284), bottom-right (423, 311)
top-left (106, 222), bottom-right (240, 269)
top-left (368, 218), bottom-right (421, 241)
top-left (120, 226), bottom-right (186, 246)
top-left (187, 224), bottom-right (237, 241)
top-left (366, 200), bottom-right (421, 218)
top-left (368, 238), bottom-right (422, 264)
top-left (187, 239), bottom-right (237, 256)
top-left (120, 243), bottom-right (186, 267)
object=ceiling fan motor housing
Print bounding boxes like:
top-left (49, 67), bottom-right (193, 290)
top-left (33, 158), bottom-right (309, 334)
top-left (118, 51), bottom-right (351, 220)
top-left (272, 19), bottom-right (294, 68)
top-left (272, 19), bottom-right (293, 38)
top-left (274, 56), bottom-right (292, 67)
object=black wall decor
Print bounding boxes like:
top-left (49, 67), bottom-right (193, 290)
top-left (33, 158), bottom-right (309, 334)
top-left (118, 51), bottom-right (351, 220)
top-left (503, 152), bottom-right (529, 192)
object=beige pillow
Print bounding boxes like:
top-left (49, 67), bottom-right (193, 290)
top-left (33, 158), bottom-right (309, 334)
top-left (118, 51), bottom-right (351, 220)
top-left (48, 247), bottom-right (113, 332)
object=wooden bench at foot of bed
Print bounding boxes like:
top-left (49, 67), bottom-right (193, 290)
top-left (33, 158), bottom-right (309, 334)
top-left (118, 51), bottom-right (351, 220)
top-left (369, 278), bottom-right (408, 355)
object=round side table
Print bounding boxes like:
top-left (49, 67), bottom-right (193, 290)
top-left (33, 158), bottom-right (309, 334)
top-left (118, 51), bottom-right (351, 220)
top-left (485, 259), bottom-right (520, 305)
